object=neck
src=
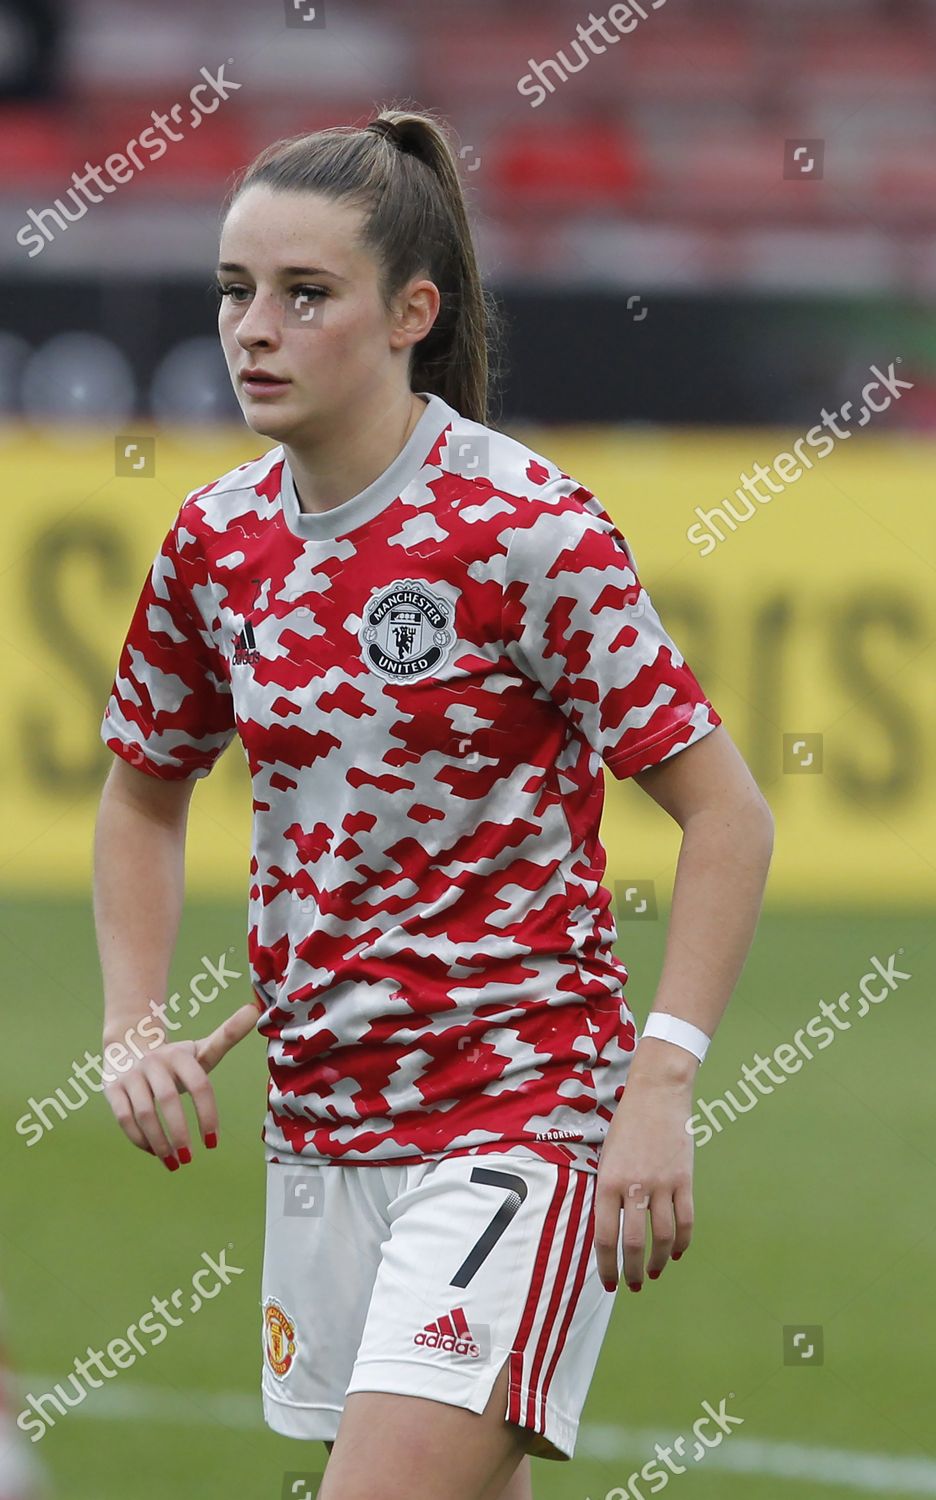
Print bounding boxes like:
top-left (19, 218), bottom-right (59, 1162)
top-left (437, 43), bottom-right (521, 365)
top-left (285, 388), bottom-right (428, 516)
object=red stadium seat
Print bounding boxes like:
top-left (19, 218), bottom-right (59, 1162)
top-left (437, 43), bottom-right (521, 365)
top-left (490, 124), bottom-right (642, 209)
top-left (0, 104), bottom-right (77, 181)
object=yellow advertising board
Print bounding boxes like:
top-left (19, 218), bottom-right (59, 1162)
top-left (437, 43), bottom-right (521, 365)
top-left (2, 422), bottom-right (933, 906)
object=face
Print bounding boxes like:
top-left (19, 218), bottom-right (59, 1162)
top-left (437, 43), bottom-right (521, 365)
top-left (217, 184), bottom-right (439, 441)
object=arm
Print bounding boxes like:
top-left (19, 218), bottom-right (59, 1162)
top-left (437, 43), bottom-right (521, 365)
top-left (96, 757), bottom-right (195, 1049)
top-left (94, 757), bottom-right (260, 1168)
top-left (593, 724), bottom-right (774, 1290)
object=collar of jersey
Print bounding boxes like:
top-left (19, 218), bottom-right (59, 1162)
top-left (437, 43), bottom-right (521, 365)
top-left (278, 391), bottom-right (457, 542)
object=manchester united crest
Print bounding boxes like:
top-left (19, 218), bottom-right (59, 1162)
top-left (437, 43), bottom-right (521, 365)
top-left (263, 1298), bottom-right (297, 1380)
top-left (359, 579), bottom-right (456, 682)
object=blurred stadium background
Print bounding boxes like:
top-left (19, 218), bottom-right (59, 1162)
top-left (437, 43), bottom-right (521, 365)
top-left (1, 0), bottom-right (934, 1496)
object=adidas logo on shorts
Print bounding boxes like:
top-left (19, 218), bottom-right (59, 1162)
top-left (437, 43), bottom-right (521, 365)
top-left (414, 1306), bottom-right (481, 1358)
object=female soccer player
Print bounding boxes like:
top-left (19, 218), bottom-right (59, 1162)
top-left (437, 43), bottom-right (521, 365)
top-left (95, 108), bottom-right (773, 1500)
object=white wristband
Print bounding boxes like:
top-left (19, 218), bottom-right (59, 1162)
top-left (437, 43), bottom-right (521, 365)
top-left (640, 1013), bottom-right (710, 1064)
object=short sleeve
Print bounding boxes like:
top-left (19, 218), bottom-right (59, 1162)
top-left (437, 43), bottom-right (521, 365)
top-left (501, 493), bottom-right (721, 780)
top-left (100, 516), bottom-right (237, 781)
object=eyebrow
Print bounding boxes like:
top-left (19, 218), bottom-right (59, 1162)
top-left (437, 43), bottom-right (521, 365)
top-left (217, 262), bottom-right (348, 280)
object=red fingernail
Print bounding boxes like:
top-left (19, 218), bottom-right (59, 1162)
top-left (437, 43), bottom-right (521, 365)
top-left (628, 1281), bottom-right (642, 1292)
top-left (177, 1147), bottom-right (192, 1165)
top-left (648, 1269), bottom-right (661, 1280)
top-left (602, 1280), bottom-right (617, 1293)
top-left (672, 1251), bottom-right (683, 1261)
top-left (205, 1133), bottom-right (218, 1150)
top-left (163, 1155), bottom-right (179, 1171)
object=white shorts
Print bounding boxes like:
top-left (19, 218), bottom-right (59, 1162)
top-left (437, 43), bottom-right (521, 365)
top-left (260, 1153), bottom-right (616, 1461)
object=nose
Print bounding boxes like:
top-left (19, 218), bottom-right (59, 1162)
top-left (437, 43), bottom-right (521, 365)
top-left (234, 291), bottom-right (283, 352)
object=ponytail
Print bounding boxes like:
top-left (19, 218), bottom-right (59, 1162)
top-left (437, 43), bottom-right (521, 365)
top-left (224, 105), bottom-right (503, 425)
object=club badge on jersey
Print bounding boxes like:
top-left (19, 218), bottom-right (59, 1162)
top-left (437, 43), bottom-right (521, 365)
top-left (229, 577), bottom-right (458, 682)
top-left (358, 578), bottom-right (457, 682)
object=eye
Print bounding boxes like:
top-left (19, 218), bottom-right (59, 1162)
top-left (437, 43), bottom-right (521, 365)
top-left (215, 280), bottom-right (251, 304)
top-left (290, 285), bottom-right (328, 306)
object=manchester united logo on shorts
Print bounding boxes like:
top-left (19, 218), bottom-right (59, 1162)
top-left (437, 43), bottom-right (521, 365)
top-left (263, 1297), bottom-right (297, 1379)
top-left (359, 579), bottom-right (456, 682)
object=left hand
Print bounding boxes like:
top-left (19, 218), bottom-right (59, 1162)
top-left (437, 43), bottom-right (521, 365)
top-left (594, 1045), bottom-right (696, 1292)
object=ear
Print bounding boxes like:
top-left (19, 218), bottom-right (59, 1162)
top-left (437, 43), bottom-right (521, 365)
top-left (389, 277), bottom-right (441, 352)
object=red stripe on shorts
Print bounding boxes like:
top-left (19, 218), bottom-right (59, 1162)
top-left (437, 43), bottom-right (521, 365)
top-left (507, 1166), bottom-right (570, 1429)
top-left (539, 1176), bottom-right (596, 1426)
top-left (524, 1169), bottom-right (588, 1428)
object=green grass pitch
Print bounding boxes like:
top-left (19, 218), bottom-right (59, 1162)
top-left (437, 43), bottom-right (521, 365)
top-left (1, 898), bottom-right (933, 1499)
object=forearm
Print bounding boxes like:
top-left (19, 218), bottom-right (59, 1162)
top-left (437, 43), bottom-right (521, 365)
top-left (631, 797), bottom-right (774, 1083)
top-left (93, 777), bottom-right (188, 1049)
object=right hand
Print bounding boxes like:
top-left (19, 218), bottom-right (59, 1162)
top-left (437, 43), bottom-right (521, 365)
top-left (103, 1000), bottom-right (261, 1169)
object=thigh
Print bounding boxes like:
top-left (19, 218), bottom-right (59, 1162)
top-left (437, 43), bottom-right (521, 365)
top-left (260, 1160), bottom-right (397, 1441)
top-left (324, 1441), bottom-right (534, 1500)
top-left (340, 1153), bottom-right (615, 1466)
top-left (320, 1358), bottom-right (527, 1500)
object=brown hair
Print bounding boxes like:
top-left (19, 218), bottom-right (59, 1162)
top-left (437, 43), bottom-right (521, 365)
top-left (223, 106), bottom-right (503, 426)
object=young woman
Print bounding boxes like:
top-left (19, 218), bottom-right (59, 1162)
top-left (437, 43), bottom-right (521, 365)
top-left (95, 108), bottom-right (773, 1500)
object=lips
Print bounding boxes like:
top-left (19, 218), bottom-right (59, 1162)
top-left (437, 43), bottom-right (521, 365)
top-left (240, 368), bottom-right (291, 398)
